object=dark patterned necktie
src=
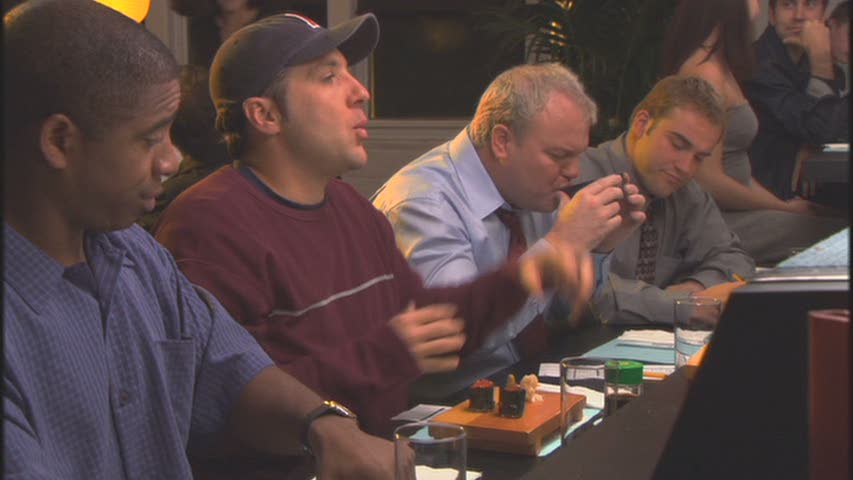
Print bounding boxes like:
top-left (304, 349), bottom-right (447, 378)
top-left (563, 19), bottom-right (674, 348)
top-left (636, 203), bottom-right (658, 283)
top-left (495, 208), bottom-right (527, 260)
top-left (495, 208), bottom-right (547, 359)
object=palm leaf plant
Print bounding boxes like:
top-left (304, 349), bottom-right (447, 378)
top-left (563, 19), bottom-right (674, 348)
top-left (477, 0), bottom-right (677, 143)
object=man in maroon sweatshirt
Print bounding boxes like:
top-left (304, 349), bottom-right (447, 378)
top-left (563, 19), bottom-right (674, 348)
top-left (155, 11), bottom-right (643, 479)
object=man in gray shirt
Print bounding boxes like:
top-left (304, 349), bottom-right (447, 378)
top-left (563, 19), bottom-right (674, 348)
top-left (579, 75), bottom-right (755, 324)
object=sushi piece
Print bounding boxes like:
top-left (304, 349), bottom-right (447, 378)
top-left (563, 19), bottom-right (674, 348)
top-left (467, 378), bottom-right (496, 412)
top-left (499, 374), bottom-right (526, 418)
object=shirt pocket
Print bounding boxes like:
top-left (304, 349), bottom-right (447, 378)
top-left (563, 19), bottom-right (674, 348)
top-left (155, 339), bottom-right (196, 442)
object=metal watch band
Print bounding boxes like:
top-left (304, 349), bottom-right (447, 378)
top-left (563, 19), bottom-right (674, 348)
top-left (301, 400), bottom-right (357, 455)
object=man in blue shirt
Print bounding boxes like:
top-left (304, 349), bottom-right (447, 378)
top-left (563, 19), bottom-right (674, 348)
top-left (372, 63), bottom-right (647, 400)
top-left (3, 1), bottom-right (393, 478)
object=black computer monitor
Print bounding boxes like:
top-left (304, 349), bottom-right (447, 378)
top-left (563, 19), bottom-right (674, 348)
top-left (653, 276), bottom-right (848, 478)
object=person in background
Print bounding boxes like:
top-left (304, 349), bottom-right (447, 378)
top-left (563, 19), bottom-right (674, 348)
top-left (139, 64), bottom-right (231, 231)
top-left (169, 0), bottom-right (290, 67)
top-left (372, 63), bottom-right (646, 401)
top-left (3, 1), bottom-right (395, 478)
top-left (660, 0), bottom-right (847, 266)
top-left (744, 0), bottom-right (848, 202)
top-left (154, 12), bottom-right (596, 479)
top-left (823, 1), bottom-right (849, 95)
top-left (578, 75), bottom-right (756, 325)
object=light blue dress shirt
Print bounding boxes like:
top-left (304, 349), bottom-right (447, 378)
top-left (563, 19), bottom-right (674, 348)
top-left (372, 129), bottom-right (607, 400)
top-left (3, 223), bottom-right (273, 479)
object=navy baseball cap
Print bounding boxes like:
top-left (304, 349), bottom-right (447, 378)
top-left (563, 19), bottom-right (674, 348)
top-left (210, 12), bottom-right (379, 114)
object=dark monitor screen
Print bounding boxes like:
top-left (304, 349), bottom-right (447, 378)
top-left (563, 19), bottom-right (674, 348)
top-left (653, 277), bottom-right (849, 479)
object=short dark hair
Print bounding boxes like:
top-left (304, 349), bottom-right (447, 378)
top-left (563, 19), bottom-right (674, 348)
top-left (630, 75), bottom-right (726, 130)
top-left (769, 0), bottom-right (829, 10)
top-left (171, 65), bottom-right (229, 165)
top-left (661, 0), bottom-right (754, 82)
top-left (4, 0), bottom-right (179, 147)
top-left (216, 68), bottom-right (290, 159)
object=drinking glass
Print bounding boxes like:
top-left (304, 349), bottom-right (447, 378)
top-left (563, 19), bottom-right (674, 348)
top-left (559, 357), bottom-right (605, 445)
top-left (674, 297), bottom-right (722, 368)
top-left (394, 421), bottom-right (466, 480)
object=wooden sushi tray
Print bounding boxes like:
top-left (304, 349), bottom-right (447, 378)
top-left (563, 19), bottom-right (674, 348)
top-left (432, 390), bottom-right (586, 456)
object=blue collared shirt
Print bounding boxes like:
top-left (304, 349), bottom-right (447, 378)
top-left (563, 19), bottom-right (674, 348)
top-left (3, 223), bottom-right (273, 479)
top-left (372, 129), bottom-right (608, 399)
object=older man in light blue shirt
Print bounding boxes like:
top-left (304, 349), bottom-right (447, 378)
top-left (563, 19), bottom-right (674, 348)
top-left (373, 63), bottom-right (646, 400)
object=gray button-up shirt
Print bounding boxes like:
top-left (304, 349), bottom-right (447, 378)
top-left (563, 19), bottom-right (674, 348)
top-left (579, 134), bottom-right (755, 324)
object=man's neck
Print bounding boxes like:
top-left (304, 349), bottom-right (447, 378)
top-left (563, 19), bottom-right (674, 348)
top-left (622, 132), bottom-right (653, 199)
top-left (786, 44), bottom-right (806, 64)
top-left (240, 149), bottom-right (329, 205)
top-left (5, 192), bottom-right (87, 267)
top-left (475, 143), bottom-right (515, 208)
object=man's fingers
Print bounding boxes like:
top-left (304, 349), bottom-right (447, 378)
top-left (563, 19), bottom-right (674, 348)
top-left (409, 317), bottom-right (465, 344)
top-left (575, 252), bottom-right (595, 307)
top-left (604, 214), bottom-right (623, 232)
top-left (627, 210), bottom-right (647, 224)
top-left (554, 247), bottom-right (594, 322)
top-left (600, 200), bottom-right (621, 219)
top-left (412, 332), bottom-right (466, 359)
top-left (624, 192), bottom-right (646, 209)
top-left (582, 174), bottom-right (623, 195)
top-left (520, 254), bottom-right (545, 297)
top-left (418, 354), bottom-right (462, 374)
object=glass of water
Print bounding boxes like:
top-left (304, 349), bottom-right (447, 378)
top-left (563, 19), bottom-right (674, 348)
top-left (674, 297), bottom-right (722, 368)
top-left (394, 421), bottom-right (466, 480)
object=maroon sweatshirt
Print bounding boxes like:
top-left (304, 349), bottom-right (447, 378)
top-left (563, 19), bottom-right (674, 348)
top-left (155, 166), bottom-right (529, 437)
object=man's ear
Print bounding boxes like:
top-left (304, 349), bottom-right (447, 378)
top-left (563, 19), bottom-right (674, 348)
top-left (39, 113), bottom-right (78, 170)
top-left (490, 124), bottom-right (514, 163)
top-left (631, 110), bottom-right (652, 138)
top-left (243, 97), bottom-right (282, 135)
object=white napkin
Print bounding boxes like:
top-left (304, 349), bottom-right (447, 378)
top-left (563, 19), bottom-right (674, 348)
top-left (617, 329), bottom-right (674, 348)
top-left (391, 404), bottom-right (451, 422)
top-left (310, 466), bottom-right (481, 480)
top-left (536, 383), bottom-right (604, 410)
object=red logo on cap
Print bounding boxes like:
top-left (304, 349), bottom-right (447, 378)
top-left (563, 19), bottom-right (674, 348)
top-left (284, 13), bottom-right (321, 29)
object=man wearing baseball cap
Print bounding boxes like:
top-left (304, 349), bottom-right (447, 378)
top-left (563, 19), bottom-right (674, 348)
top-left (155, 13), bottom-right (594, 475)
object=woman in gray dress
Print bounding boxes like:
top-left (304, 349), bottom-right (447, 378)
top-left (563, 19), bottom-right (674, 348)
top-left (661, 0), bottom-right (846, 265)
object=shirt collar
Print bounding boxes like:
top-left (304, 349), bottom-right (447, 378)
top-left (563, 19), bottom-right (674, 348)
top-left (3, 223), bottom-right (131, 314)
top-left (5, 223), bottom-right (67, 314)
top-left (235, 162), bottom-right (326, 210)
top-left (449, 128), bottom-right (507, 219)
